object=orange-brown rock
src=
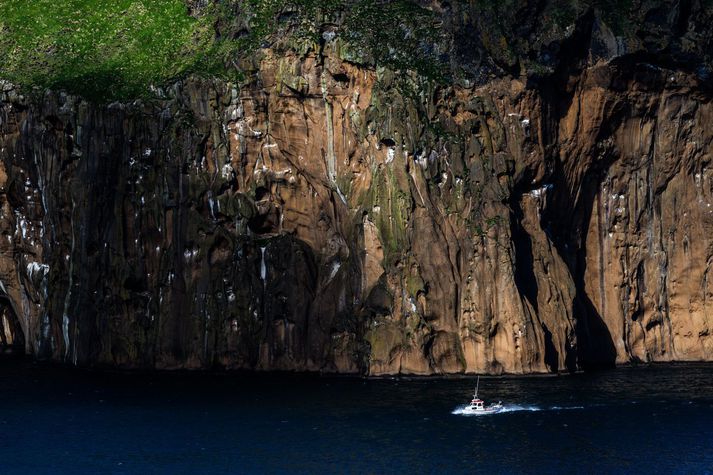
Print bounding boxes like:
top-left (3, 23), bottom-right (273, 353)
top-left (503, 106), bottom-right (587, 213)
top-left (0, 3), bottom-right (712, 374)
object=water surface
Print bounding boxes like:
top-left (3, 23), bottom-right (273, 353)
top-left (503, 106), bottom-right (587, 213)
top-left (1, 359), bottom-right (712, 474)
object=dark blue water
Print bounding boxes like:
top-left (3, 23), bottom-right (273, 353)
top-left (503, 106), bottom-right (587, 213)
top-left (2, 359), bottom-right (713, 474)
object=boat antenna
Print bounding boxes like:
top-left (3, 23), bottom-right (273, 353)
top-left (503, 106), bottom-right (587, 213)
top-left (474, 375), bottom-right (479, 398)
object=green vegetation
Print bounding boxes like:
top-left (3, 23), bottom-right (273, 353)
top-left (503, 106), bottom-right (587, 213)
top-left (593, 0), bottom-right (634, 35)
top-left (0, 0), bottom-right (444, 102)
top-left (0, 0), bottom-right (217, 101)
top-left (231, 0), bottom-right (444, 80)
top-left (339, 0), bottom-right (444, 81)
top-left (361, 165), bottom-right (412, 268)
top-left (0, 0), bottom-right (669, 102)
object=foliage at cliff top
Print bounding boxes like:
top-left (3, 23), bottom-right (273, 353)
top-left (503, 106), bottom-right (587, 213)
top-left (3, 0), bottom-right (706, 102)
top-left (0, 0), bottom-right (444, 102)
top-left (0, 0), bottom-right (218, 101)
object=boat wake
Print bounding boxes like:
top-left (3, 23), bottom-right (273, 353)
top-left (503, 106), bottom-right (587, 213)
top-left (451, 404), bottom-right (584, 416)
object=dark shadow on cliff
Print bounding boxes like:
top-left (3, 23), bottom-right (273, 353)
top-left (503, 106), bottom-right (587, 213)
top-left (550, 167), bottom-right (618, 370)
top-left (511, 198), bottom-right (576, 373)
top-left (510, 203), bottom-right (539, 315)
top-left (575, 293), bottom-right (617, 370)
top-left (541, 323), bottom-right (559, 373)
top-left (524, 9), bottom-right (622, 371)
top-left (0, 298), bottom-right (24, 355)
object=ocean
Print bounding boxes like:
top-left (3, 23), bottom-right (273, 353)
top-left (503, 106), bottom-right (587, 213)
top-left (1, 359), bottom-right (712, 474)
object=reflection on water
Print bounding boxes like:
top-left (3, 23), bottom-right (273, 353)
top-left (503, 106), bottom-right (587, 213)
top-left (1, 359), bottom-right (713, 474)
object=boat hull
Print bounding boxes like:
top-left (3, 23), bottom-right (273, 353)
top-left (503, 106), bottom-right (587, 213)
top-left (461, 404), bottom-right (503, 415)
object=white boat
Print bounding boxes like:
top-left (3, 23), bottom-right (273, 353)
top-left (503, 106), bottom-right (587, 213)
top-left (461, 376), bottom-right (503, 414)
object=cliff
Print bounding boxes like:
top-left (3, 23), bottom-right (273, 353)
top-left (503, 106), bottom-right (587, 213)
top-left (0, 0), bottom-right (712, 374)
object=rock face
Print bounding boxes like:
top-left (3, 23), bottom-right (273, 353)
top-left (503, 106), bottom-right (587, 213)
top-left (0, 2), bottom-right (712, 374)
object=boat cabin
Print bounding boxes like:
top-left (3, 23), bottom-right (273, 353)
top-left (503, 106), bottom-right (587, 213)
top-left (469, 398), bottom-right (485, 409)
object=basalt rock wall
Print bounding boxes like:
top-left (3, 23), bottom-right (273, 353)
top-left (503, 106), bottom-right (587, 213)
top-left (0, 3), bottom-right (712, 374)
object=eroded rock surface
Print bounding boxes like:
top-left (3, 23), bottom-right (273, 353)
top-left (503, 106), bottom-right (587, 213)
top-left (0, 2), bottom-right (712, 374)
